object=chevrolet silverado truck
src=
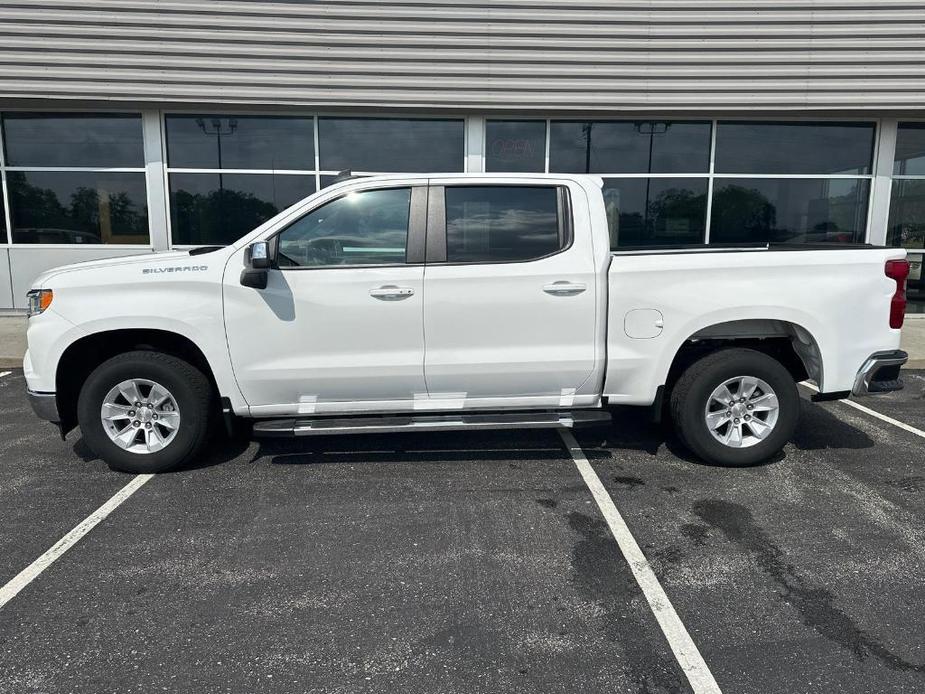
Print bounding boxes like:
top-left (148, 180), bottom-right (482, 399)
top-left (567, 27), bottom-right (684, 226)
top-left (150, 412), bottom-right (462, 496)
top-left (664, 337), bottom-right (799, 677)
top-left (23, 173), bottom-right (910, 473)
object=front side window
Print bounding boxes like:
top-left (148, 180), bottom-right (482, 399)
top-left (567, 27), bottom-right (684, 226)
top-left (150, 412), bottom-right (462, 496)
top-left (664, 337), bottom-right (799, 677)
top-left (277, 187), bottom-right (411, 267)
top-left (444, 186), bottom-right (563, 263)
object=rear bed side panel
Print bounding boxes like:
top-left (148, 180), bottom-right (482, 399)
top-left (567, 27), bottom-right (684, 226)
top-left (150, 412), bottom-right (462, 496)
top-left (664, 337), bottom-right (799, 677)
top-left (603, 248), bottom-right (905, 405)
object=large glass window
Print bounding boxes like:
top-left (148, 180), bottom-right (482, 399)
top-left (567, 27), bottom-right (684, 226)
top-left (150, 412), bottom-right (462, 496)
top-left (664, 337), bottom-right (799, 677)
top-left (485, 120), bottom-right (546, 172)
top-left (277, 188), bottom-right (411, 267)
top-left (318, 118), bottom-right (464, 172)
top-left (543, 120), bottom-right (711, 247)
top-left (888, 123), bottom-right (925, 312)
top-left (714, 122), bottom-right (874, 175)
top-left (169, 174), bottom-right (315, 246)
top-left (710, 179), bottom-right (869, 245)
top-left (0, 113), bottom-right (149, 245)
top-left (709, 121), bottom-right (875, 247)
top-left (893, 123), bottom-right (925, 176)
top-left (165, 114), bottom-right (319, 245)
top-left (549, 120), bottom-right (711, 174)
top-left (444, 186), bottom-right (562, 263)
top-left (165, 116), bottom-right (314, 170)
top-left (603, 179), bottom-right (708, 248)
top-left (1, 113), bottom-right (144, 168)
top-left (8, 171), bottom-right (149, 244)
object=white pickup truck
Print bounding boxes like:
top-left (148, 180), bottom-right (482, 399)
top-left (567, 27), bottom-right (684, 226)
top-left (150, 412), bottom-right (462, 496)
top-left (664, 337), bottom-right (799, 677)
top-left (23, 173), bottom-right (910, 473)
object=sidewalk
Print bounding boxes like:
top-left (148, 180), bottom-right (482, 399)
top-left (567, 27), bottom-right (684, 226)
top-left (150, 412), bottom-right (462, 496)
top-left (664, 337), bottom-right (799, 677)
top-left (1, 313), bottom-right (924, 370)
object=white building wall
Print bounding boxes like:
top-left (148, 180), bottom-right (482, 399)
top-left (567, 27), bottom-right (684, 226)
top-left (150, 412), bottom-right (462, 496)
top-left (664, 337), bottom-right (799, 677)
top-left (0, 1), bottom-right (924, 113)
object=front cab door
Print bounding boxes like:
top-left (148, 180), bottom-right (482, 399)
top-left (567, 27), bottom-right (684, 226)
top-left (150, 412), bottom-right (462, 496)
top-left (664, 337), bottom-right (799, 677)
top-left (223, 183), bottom-right (428, 416)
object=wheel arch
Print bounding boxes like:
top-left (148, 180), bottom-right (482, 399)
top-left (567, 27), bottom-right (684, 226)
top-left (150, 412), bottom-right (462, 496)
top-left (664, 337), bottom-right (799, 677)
top-left (56, 328), bottom-right (220, 436)
top-left (663, 318), bottom-right (824, 399)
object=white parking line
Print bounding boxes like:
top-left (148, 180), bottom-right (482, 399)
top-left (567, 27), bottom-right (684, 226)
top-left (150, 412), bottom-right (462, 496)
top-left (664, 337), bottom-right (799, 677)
top-left (0, 371), bottom-right (11, 378)
top-left (559, 429), bottom-right (722, 694)
top-left (0, 474), bottom-right (153, 611)
top-left (800, 382), bottom-right (925, 440)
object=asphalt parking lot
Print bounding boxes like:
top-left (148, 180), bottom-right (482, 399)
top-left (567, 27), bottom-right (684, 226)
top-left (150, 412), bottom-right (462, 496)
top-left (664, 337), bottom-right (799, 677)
top-left (0, 370), bottom-right (923, 694)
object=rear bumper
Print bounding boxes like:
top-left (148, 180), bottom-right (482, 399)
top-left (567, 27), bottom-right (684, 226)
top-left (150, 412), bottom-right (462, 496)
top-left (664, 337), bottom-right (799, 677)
top-left (852, 350), bottom-right (908, 396)
top-left (27, 389), bottom-right (59, 423)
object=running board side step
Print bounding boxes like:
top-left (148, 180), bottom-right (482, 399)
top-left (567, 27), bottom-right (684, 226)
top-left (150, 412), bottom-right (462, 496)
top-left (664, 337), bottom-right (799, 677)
top-left (252, 410), bottom-right (612, 437)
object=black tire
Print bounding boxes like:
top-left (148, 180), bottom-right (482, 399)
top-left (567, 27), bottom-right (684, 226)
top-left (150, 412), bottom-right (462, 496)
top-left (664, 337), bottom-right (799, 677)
top-left (77, 351), bottom-right (213, 473)
top-left (669, 348), bottom-right (799, 467)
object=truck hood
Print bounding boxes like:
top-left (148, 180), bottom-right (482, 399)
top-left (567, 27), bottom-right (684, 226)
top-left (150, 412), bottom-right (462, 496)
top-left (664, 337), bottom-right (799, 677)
top-left (31, 249), bottom-right (218, 288)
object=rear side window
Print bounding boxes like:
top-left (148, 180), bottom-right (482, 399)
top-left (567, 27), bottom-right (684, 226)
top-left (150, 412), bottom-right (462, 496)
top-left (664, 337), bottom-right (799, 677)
top-left (444, 186), bottom-right (564, 263)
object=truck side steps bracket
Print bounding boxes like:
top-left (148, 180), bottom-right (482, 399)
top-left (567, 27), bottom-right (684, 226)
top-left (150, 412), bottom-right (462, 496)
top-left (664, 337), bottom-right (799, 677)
top-left (251, 410), bottom-right (612, 437)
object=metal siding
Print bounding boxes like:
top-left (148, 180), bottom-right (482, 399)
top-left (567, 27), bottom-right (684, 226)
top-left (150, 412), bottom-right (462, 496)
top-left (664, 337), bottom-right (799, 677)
top-left (0, 0), bottom-right (924, 112)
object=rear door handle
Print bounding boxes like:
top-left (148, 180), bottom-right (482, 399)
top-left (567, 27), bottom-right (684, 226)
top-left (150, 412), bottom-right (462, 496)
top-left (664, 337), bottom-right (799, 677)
top-left (543, 281), bottom-right (587, 296)
top-left (369, 285), bottom-right (415, 300)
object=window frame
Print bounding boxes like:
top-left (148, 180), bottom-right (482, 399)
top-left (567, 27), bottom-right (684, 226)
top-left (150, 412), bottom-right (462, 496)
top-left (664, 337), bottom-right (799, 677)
top-left (268, 183), bottom-right (427, 271)
top-left (425, 183), bottom-right (573, 265)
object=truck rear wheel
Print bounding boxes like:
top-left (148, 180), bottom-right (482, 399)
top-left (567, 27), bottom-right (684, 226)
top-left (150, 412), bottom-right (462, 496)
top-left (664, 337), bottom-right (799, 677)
top-left (669, 348), bottom-right (799, 467)
top-left (77, 351), bottom-right (213, 473)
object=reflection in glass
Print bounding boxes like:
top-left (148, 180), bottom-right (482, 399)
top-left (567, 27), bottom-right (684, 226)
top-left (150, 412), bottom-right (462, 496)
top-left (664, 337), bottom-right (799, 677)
top-left (169, 173), bottom-right (315, 245)
top-left (893, 123), bottom-right (925, 176)
top-left (165, 115), bottom-right (315, 170)
top-left (319, 118), bottom-right (464, 172)
top-left (887, 179), bottom-right (925, 311)
top-left (549, 121), bottom-right (711, 173)
top-left (714, 122), bottom-right (875, 175)
top-left (2, 113), bottom-right (144, 167)
top-left (445, 186), bottom-right (560, 263)
top-left (486, 121), bottom-right (546, 172)
top-left (888, 179), bottom-right (925, 249)
top-left (602, 179), bottom-right (707, 248)
top-left (710, 178), bottom-right (870, 244)
top-left (8, 171), bottom-right (149, 244)
top-left (277, 188), bottom-right (410, 267)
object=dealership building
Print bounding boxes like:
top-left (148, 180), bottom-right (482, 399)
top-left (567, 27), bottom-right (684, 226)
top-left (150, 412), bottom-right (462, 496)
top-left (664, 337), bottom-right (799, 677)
top-left (0, 0), bottom-right (923, 311)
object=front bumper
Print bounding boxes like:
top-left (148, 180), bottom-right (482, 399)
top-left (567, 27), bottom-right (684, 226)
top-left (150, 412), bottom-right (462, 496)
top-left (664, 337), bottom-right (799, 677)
top-left (27, 389), bottom-right (59, 423)
top-left (852, 350), bottom-right (908, 396)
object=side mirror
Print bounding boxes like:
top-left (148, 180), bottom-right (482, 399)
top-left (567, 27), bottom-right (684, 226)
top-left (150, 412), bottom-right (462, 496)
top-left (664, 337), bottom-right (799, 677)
top-left (241, 241), bottom-right (270, 289)
top-left (248, 241), bottom-right (270, 269)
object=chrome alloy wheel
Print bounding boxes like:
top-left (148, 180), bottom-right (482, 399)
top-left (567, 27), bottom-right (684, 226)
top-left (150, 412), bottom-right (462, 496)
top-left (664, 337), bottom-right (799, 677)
top-left (704, 375), bottom-right (780, 448)
top-left (100, 378), bottom-right (181, 454)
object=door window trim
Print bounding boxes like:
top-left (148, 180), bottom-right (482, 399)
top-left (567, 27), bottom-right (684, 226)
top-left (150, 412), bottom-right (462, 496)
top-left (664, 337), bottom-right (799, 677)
top-left (424, 183), bottom-right (573, 265)
top-left (268, 184), bottom-right (427, 270)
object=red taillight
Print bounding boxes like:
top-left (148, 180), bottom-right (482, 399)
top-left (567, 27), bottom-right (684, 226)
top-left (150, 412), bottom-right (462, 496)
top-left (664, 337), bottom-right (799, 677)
top-left (885, 259), bottom-right (910, 329)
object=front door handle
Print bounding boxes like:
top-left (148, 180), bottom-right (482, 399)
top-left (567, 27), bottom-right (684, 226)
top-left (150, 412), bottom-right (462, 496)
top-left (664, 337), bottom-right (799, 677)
top-left (369, 285), bottom-right (415, 300)
top-left (543, 281), bottom-right (587, 296)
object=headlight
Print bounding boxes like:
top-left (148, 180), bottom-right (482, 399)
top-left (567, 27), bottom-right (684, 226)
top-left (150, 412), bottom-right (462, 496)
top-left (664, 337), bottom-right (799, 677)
top-left (26, 289), bottom-right (53, 318)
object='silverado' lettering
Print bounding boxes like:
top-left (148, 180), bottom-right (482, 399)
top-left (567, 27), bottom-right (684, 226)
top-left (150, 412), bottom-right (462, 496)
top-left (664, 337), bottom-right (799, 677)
top-left (142, 266), bottom-right (208, 274)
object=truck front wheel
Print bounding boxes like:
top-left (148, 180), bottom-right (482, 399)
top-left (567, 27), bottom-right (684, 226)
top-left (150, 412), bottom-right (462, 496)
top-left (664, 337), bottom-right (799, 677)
top-left (669, 348), bottom-right (799, 467)
top-left (77, 351), bottom-right (213, 473)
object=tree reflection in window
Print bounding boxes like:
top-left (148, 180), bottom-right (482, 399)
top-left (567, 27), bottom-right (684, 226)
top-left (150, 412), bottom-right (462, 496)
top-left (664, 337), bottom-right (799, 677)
top-left (710, 179), bottom-right (869, 245)
top-left (7, 171), bottom-right (148, 244)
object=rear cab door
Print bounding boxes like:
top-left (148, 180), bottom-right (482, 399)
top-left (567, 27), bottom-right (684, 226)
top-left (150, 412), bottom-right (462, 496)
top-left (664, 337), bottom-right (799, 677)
top-left (421, 176), bottom-right (605, 410)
